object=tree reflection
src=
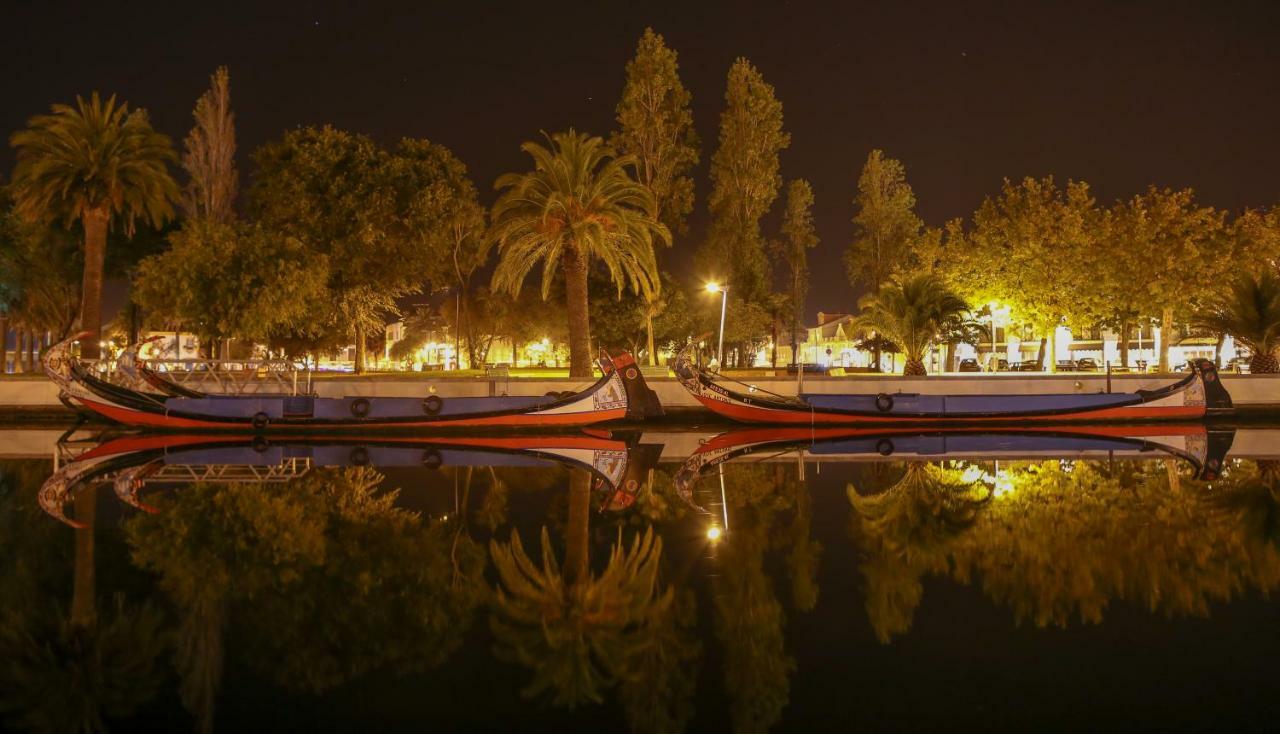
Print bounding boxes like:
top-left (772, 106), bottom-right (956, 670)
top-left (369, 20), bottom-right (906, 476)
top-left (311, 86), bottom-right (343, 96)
top-left (488, 469), bottom-right (697, 732)
top-left (850, 458), bottom-right (1280, 641)
top-left (127, 467), bottom-right (486, 731)
top-left (709, 463), bottom-right (820, 734)
top-left (0, 463), bottom-right (166, 733)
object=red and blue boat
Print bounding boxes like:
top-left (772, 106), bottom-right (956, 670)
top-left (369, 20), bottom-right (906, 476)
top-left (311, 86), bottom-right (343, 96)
top-left (44, 334), bottom-right (662, 431)
top-left (674, 343), bottom-right (1232, 425)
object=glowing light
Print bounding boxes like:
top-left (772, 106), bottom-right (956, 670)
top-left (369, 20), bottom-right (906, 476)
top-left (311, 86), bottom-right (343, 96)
top-left (706, 526), bottom-right (722, 541)
top-left (704, 282), bottom-right (722, 294)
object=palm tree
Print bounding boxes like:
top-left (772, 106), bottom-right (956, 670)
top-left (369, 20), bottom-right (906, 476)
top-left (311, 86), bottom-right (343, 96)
top-left (491, 131), bottom-right (669, 377)
top-left (1194, 270), bottom-right (1280, 373)
top-left (9, 93), bottom-right (177, 359)
top-left (854, 273), bottom-right (976, 375)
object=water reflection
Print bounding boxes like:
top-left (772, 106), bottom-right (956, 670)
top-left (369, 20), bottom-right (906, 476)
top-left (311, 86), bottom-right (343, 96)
top-left (1, 424), bottom-right (1279, 731)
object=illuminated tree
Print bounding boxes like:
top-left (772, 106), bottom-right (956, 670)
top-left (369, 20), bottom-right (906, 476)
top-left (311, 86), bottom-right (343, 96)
top-left (700, 58), bottom-right (790, 307)
top-left (490, 131), bottom-right (668, 377)
top-left (132, 220), bottom-right (329, 354)
top-left (612, 27), bottom-right (700, 365)
top-left (773, 179), bottom-right (819, 364)
top-left (1193, 271), bottom-right (1280, 373)
top-left (853, 273), bottom-right (977, 375)
top-left (181, 66), bottom-right (238, 223)
top-left (950, 177), bottom-right (1098, 370)
top-left (8, 93), bottom-right (178, 359)
top-left (251, 128), bottom-right (470, 371)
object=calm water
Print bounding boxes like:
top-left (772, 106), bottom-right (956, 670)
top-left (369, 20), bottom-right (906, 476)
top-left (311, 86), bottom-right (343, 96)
top-left (2, 425), bottom-right (1279, 732)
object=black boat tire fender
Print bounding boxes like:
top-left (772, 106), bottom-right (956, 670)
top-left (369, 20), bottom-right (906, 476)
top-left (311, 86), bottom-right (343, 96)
top-left (423, 395), bottom-right (444, 415)
top-left (875, 393), bottom-right (894, 413)
top-left (350, 446), bottom-right (370, 466)
top-left (876, 438), bottom-right (895, 456)
top-left (251, 435), bottom-right (271, 453)
top-left (422, 448), bottom-right (443, 470)
top-left (251, 412), bottom-right (270, 431)
top-left (350, 398), bottom-right (371, 418)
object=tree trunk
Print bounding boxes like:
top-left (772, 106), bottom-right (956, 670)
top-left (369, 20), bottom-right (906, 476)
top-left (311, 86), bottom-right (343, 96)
top-left (872, 341), bottom-right (882, 373)
top-left (564, 469), bottom-right (591, 586)
top-left (1159, 307), bottom-right (1174, 373)
top-left (354, 321), bottom-right (366, 374)
top-left (78, 207), bottom-right (110, 361)
top-left (1119, 321), bottom-right (1131, 368)
top-left (903, 357), bottom-right (927, 376)
top-left (71, 483), bottom-right (97, 629)
top-left (14, 330), bottom-right (25, 373)
top-left (1046, 331), bottom-right (1057, 373)
top-left (1214, 332), bottom-right (1226, 368)
top-left (0, 315), bottom-right (6, 374)
top-left (561, 245), bottom-right (592, 378)
top-left (1251, 350), bottom-right (1279, 374)
top-left (646, 311), bottom-right (657, 367)
top-left (771, 317), bottom-right (778, 369)
top-left (1036, 337), bottom-right (1047, 370)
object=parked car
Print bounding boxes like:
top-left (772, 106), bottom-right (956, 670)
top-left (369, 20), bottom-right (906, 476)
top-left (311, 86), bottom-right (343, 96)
top-left (786, 363), bottom-right (827, 375)
top-left (1226, 357), bottom-right (1251, 374)
top-left (1016, 361), bottom-right (1042, 372)
top-left (1055, 359), bottom-right (1078, 372)
top-left (986, 357), bottom-right (1010, 372)
top-left (1075, 358), bottom-right (1099, 372)
top-left (957, 358), bottom-right (982, 373)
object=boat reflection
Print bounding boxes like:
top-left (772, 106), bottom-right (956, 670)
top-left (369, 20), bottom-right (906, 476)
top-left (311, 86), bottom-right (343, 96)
top-left (674, 424), bottom-right (1235, 512)
top-left (38, 430), bottom-right (661, 526)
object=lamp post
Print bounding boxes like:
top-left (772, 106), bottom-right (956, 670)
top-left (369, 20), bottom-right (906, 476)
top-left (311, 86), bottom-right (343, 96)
top-left (705, 282), bottom-right (728, 368)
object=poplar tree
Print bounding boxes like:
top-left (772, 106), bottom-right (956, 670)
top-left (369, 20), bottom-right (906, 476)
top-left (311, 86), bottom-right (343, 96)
top-left (774, 179), bottom-right (818, 363)
top-left (612, 27), bottom-right (699, 364)
top-left (181, 67), bottom-right (237, 223)
top-left (703, 58), bottom-right (790, 307)
top-left (845, 150), bottom-right (922, 370)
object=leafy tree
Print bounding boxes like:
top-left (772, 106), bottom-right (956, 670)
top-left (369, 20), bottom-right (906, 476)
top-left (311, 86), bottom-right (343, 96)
top-left (772, 179), bottom-right (819, 363)
top-left (131, 220), bottom-right (329, 352)
top-left (950, 177), bottom-right (1098, 371)
top-left (1194, 270), bottom-right (1280, 373)
top-left (181, 66), bottom-right (238, 223)
top-left (701, 58), bottom-right (790, 307)
top-left (1101, 187), bottom-right (1226, 372)
top-left (8, 92), bottom-right (178, 359)
top-left (490, 131), bottom-right (668, 377)
top-left (853, 273), bottom-right (977, 375)
top-left (251, 128), bottom-right (470, 371)
top-left (611, 27), bottom-right (700, 365)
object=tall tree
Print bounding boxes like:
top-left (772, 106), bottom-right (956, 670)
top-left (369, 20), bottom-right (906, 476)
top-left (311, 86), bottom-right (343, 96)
top-left (701, 58), bottom-right (790, 306)
top-left (611, 27), bottom-right (700, 365)
top-left (1194, 271), bottom-right (1280, 373)
top-left (490, 131), bottom-right (668, 378)
top-left (181, 66), bottom-right (238, 223)
top-left (8, 93), bottom-right (178, 359)
top-left (845, 150), bottom-right (922, 370)
top-left (773, 179), bottom-right (818, 364)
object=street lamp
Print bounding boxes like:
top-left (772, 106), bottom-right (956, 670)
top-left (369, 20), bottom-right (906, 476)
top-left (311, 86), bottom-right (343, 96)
top-left (705, 282), bottom-right (728, 368)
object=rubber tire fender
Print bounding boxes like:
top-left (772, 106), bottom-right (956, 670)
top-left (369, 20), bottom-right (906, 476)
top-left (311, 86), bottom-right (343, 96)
top-left (251, 412), bottom-right (270, 431)
top-left (875, 393), bottom-right (894, 413)
top-left (422, 395), bottom-right (444, 415)
top-left (350, 398), bottom-right (371, 418)
top-left (421, 448), bottom-right (444, 470)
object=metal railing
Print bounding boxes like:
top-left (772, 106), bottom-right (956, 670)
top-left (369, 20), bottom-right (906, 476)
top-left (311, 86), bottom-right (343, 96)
top-left (98, 357), bottom-right (312, 396)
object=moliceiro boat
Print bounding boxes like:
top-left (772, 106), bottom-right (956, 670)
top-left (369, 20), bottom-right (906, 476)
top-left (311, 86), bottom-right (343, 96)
top-left (674, 343), bottom-right (1233, 425)
top-left (45, 334), bottom-right (663, 431)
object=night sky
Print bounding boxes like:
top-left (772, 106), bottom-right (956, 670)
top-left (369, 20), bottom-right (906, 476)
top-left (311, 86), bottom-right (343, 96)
top-left (4, 1), bottom-right (1278, 314)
